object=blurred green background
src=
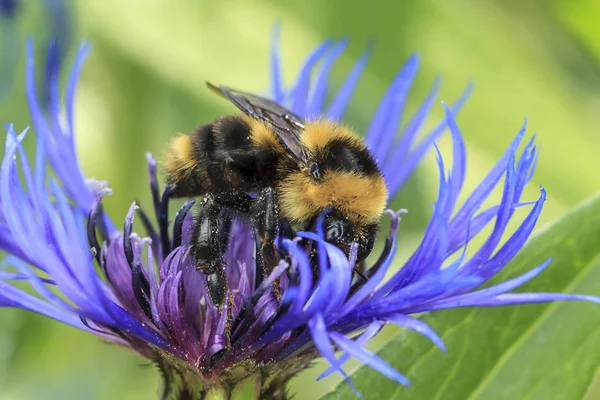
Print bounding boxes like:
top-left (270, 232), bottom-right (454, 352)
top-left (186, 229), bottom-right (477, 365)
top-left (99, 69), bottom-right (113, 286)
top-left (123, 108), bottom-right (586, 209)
top-left (1, 0), bottom-right (600, 399)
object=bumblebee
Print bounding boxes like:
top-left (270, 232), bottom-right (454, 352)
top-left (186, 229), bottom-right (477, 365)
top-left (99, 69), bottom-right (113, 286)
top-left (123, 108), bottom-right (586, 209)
top-left (165, 83), bottom-right (387, 306)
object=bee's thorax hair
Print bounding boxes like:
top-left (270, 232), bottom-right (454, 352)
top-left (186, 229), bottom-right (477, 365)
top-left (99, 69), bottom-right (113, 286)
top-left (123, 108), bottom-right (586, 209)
top-left (278, 120), bottom-right (387, 225)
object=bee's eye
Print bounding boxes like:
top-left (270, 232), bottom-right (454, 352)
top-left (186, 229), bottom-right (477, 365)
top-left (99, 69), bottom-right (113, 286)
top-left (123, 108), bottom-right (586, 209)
top-left (326, 220), bottom-right (344, 241)
top-left (310, 163), bottom-right (322, 180)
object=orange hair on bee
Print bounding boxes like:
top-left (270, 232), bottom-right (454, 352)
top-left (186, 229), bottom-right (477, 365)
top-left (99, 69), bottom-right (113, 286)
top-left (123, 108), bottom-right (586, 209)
top-left (164, 134), bottom-right (199, 184)
top-left (300, 119), bottom-right (363, 153)
top-left (279, 119), bottom-right (388, 224)
top-left (278, 170), bottom-right (387, 225)
top-left (242, 114), bottom-right (285, 153)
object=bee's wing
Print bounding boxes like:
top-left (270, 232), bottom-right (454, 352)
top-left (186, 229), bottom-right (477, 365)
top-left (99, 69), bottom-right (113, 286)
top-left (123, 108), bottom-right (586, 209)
top-left (207, 82), bottom-right (309, 165)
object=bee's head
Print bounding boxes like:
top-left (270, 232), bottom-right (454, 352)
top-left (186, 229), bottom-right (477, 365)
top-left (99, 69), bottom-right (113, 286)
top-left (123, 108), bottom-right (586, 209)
top-left (320, 208), bottom-right (379, 262)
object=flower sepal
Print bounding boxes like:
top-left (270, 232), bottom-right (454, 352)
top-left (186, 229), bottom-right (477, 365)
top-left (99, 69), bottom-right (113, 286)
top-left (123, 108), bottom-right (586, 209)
top-left (153, 346), bottom-right (315, 400)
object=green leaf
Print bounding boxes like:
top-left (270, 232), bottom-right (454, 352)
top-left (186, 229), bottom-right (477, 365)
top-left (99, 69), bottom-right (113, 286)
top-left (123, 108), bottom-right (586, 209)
top-left (321, 193), bottom-right (600, 400)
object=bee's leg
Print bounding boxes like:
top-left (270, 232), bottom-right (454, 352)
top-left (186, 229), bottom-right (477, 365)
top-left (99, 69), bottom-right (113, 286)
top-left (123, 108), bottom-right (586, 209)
top-left (212, 191), bottom-right (252, 250)
top-left (218, 209), bottom-right (233, 250)
top-left (191, 196), bottom-right (228, 309)
top-left (251, 187), bottom-right (279, 290)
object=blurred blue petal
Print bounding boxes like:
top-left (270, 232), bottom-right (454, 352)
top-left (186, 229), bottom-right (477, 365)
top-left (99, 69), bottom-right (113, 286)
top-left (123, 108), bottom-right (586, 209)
top-left (0, 0), bottom-right (19, 18)
top-left (0, 0), bottom-right (74, 101)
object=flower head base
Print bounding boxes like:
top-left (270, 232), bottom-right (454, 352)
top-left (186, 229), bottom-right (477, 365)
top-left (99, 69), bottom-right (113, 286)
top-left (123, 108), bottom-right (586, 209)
top-left (1, 31), bottom-right (598, 399)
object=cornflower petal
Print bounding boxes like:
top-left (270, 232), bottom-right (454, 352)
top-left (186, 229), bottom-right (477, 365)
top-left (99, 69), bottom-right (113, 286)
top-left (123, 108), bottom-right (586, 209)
top-left (26, 39), bottom-right (94, 211)
top-left (366, 54), bottom-right (419, 162)
top-left (289, 39), bottom-right (334, 116)
top-left (385, 314), bottom-right (446, 351)
top-left (383, 83), bottom-right (473, 196)
top-left (306, 38), bottom-right (349, 117)
top-left (383, 76), bottom-right (440, 166)
top-left (309, 314), bottom-right (360, 396)
top-left (326, 40), bottom-right (374, 120)
top-left (330, 331), bottom-right (410, 387)
top-left (464, 293), bottom-right (600, 307)
top-left (318, 321), bottom-right (384, 381)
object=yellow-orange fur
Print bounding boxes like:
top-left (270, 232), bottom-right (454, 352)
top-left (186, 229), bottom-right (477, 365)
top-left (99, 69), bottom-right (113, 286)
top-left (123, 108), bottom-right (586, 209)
top-left (300, 119), bottom-right (364, 153)
top-left (165, 134), bottom-right (198, 182)
top-left (279, 119), bottom-right (387, 225)
top-left (278, 170), bottom-right (387, 225)
top-left (243, 115), bottom-right (285, 154)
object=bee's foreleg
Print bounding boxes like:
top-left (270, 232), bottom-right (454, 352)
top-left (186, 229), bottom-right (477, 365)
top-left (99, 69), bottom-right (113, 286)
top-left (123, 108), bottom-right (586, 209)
top-left (251, 187), bottom-right (279, 292)
top-left (191, 196), bottom-right (229, 309)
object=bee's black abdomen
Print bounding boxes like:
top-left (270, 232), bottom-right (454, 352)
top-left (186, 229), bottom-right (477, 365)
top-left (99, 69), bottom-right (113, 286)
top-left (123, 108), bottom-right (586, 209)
top-left (203, 118), bottom-right (230, 190)
top-left (216, 116), bottom-right (253, 150)
top-left (165, 115), bottom-right (280, 199)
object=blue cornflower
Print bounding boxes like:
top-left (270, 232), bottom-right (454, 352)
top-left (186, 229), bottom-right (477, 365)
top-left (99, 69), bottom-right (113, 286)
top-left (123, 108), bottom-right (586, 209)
top-left (1, 30), bottom-right (598, 399)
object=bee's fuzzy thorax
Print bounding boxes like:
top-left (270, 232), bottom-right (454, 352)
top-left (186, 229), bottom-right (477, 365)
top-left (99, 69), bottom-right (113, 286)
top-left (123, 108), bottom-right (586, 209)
top-left (278, 119), bottom-right (387, 225)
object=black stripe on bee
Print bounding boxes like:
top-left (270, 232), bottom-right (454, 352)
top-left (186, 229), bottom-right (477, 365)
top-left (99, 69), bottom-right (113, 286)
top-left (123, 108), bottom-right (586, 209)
top-left (316, 137), bottom-right (380, 176)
